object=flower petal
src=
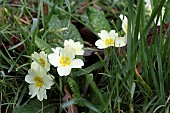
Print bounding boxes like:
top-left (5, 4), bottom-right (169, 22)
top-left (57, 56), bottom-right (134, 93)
top-left (119, 14), bottom-right (128, 33)
top-left (76, 49), bottom-right (84, 55)
top-left (64, 39), bottom-right (74, 46)
top-left (64, 40), bottom-right (84, 55)
top-left (43, 75), bottom-right (54, 89)
top-left (31, 62), bottom-right (47, 77)
top-left (52, 47), bottom-right (62, 55)
top-left (31, 52), bottom-right (40, 61)
top-left (31, 62), bottom-right (46, 73)
top-left (95, 39), bottom-right (107, 49)
top-left (39, 51), bottom-right (50, 71)
top-left (45, 62), bottom-right (50, 72)
top-left (37, 88), bottom-right (47, 101)
top-left (57, 66), bottom-right (71, 76)
top-left (115, 37), bottom-right (127, 47)
top-left (25, 74), bottom-right (35, 84)
top-left (119, 14), bottom-right (124, 20)
top-left (98, 30), bottom-right (109, 40)
top-left (70, 59), bottom-right (84, 68)
top-left (108, 30), bottom-right (118, 39)
top-left (73, 42), bottom-right (84, 55)
top-left (30, 62), bottom-right (40, 74)
top-left (29, 84), bottom-right (39, 98)
top-left (39, 51), bottom-right (46, 60)
top-left (48, 53), bottom-right (60, 67)
top-left (64, 45), bottom-right (75, 60)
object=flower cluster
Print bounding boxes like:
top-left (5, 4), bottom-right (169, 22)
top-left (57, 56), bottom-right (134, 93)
top-left (25, 51), bottom-right (54, 101)
top-left (95, 30), bottom-right (127, 49)
top-left (25, 39), bottom-right (84, 101)
top-left (95, 14), bottom-right (128, 49)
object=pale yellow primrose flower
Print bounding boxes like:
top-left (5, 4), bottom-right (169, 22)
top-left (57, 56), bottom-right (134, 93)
top-left (25, 64), bottom-right (54, 101)
top-left (48, 45), bottom-right (84, 76)
top-left (145, 0), bottom-right (152, 16)
top-left (64, 39), bottom-right (84, 55)
top-left (119, 14), bottom-right (128, 34)
top-left (95, 30), bottom-right (126, 49)
top-left (31, 51), bottom-right (50, 72)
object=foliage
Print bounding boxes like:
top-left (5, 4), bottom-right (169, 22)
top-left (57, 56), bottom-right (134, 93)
top-left (13, 100), bottom-right (56, 113)
top-left (0, 0), bottom-right (170, 113)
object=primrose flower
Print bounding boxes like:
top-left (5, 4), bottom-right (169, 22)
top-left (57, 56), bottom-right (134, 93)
top-left (95, 30), bottom-right (126, 49)
top-left (119, 14), bottom-right (128, 34)
top-left (145, 0), bottom-right (152, 16)
top-left (25, 64), bottom-right (54, 101)
top-left (64, 39), bottom-right (84, 55)
top-left (31, 51), bottom-right (50, 72)
top-left (48, 45), bottom-right (84, 76)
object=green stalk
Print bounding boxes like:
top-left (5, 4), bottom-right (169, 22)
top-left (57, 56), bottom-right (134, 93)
top-left (41, 101), bottom-right (43, 113)
top-left (59, 76), bottom-right (63, 113)
top-left (156, 19), bottom-right (165, 103)
top-left (127, 0), bottom-right (135, 112)
top-left (116, 74), bottom-right (120, 113)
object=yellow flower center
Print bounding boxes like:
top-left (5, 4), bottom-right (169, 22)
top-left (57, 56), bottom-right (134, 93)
top-left (59, 57), bottom-right (71, 67)
top-left (39, 58), bottom-right (45, 67)
top-left (34, 76), bottom-right (44, 88)
top-left (105, 38), bottom-right (114, 46)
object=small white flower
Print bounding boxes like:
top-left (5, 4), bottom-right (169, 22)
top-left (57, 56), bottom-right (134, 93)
top-left (119, 14), bottom-right (128, 34)
top-left (145, 0), bottom-right (152, 16)
top-left (48, 45), bottom-right (84, 76)
top-left (31, 51), bottom-right (50, 72)
top-left (95, 30), bottom-right (126, 49)
top-left (64, 39), bottom-right (84, 55)
top-left (25, 64), bottom-right (54, 101)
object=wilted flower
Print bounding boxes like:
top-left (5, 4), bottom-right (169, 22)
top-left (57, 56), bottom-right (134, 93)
top-left (48, 45), bottom-right (84, 76)
top-left (64, 39), bottom-right (84, 55)
top-left (31, 51), bottom-right (50, 72)
top-left (95, 30), bottom-right (126, 49)
top-left (25, 64), bottom-right (54, 101)
top-left (119, 14), bottom-right (128, 34)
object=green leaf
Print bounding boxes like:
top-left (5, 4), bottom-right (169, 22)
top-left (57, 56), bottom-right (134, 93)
top-left (67, 77), bottom-right (82, 106)
top-left (72, 61), bottom-right (103, 77)
top-left (62, 98), bottom-right (101, 113)
top-left (164, 0), bottom-right (170, 22)
top-left (89, 80), bottom-right (107, 112)
top-left (165, 104), bottom-right (170, 113)
top-left (13, 100), bottom-right (56, 113)
top-left (47, 15), bottom-right (83, 47)
top-left (85, 73), bottom-right (93, 85)
top-left (35, 37), bottom-right (52, 54)
top-left (86, 7), bottom-right (111, 33)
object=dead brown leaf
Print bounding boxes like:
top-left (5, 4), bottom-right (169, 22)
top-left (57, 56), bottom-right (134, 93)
top-left (63, 85), bottom-right (78, 113)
